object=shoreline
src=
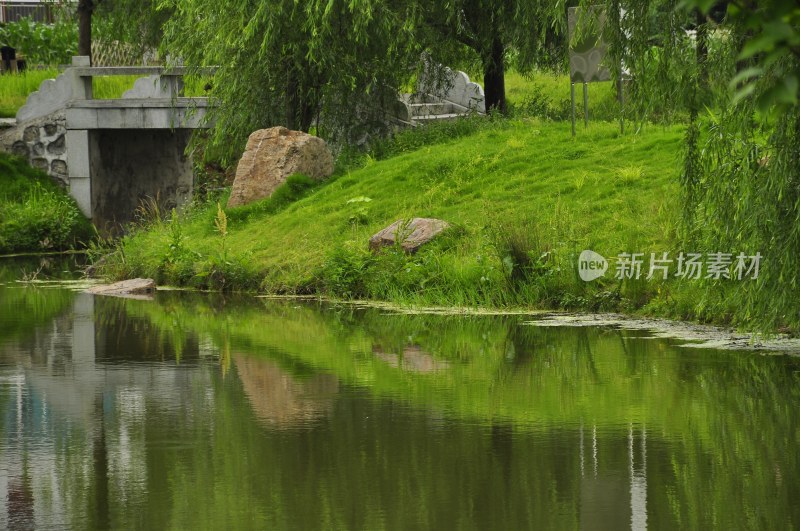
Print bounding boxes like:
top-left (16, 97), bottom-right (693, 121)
top-left (42, 276), bottom-right (800, 354)
top-left (6, 258), bottom-right (799, 353)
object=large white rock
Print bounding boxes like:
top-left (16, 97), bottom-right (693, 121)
top-left (227, 127), bottom-right (334, 208)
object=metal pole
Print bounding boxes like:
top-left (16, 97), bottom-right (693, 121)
top-left (583, 82), bottom-right (589, 127)
top-left (571, 82), bottom-right (576, 137)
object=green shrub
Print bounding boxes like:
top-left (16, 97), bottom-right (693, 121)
top-left (320, 243), bottom-right (375, 298)
top-left (0, 153), bottom-right (93, 254)
top-left (0, 18), bottom-right (77, 66)
top-left (226, 173), bottom-right (316, 222)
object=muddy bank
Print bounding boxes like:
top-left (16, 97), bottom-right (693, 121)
top-left (521, 314), bottom-right (800, 354)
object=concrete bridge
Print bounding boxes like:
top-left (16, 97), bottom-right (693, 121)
top-left (0, 56), bottom-right (212, 232)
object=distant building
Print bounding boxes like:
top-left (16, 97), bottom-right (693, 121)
top-left (0, 1), bottom-right (55, 24)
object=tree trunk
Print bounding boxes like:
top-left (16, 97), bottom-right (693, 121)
top-left (483, 35), bottom-right (506, 114)
top-left (77, 0), bottom-right (94, 62)
top-left (286, 66), bottom-right (316, 132)
top-left (286, 71), bottom-right (300, 130)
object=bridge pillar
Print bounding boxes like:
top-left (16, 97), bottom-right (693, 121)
top-left (65, 129), bottom-right (92, 217)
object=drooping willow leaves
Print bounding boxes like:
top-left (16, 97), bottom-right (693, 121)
top-left (596, 0), bottom-right (800, 331)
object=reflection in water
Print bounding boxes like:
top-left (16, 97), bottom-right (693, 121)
top-left (372, 344), bottom-right (450, 373)
top-left (234, 354), bottom-right (338, 428)
top-left (1, 266), bottom-right (799, 529)
top-left (629, 425), bottom-right (647, 531)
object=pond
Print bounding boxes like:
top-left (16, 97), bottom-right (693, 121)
top-left (1, 257), bottom-right (799, 530)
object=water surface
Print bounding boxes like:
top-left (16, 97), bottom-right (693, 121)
top-left (1, 258), bottom-right (799, 530)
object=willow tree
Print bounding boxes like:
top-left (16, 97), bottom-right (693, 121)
top-left (598, 0), bottom-right (800, 331)
top-left (419, 0), bottom-right (566, 113)
top-left (94, 0), bottom-right (170, 56)
top-left (157, 0), bottom-right (425, 160)
top-left (73, 0), bottom-right (166, 63)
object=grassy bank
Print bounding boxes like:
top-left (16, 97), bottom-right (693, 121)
top-left (97, 116), bottom-right (744, 325)
top-left (0, 153), bottom-right (93, 254)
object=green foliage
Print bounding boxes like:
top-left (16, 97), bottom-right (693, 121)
top-left (591, 0), bottom-right (800, 331)
top-left (225, 174), bottom-right (316, 223)
top-left (0, 18), bottom-right (78, 65)
top-left (321, 243), bottom-right (375, 298)
top-left (359, 114), bottom-right (503, 162)
top-left (695, 0), bottom-right (800, 112)
top-left (487, 215), bottom-right (552, 285)
top-left (422, 0), bottom-right (567, 111)
top-left (94, 0), bottom-right (170, 54)
top-left (0, 153), bottom-right (93, 254)
top-left (159, 0), bottom-right (427, 161)
top-left (345, 196), bottom-right (372, 227)
top-left (334, 70), bottom-right (625, 172)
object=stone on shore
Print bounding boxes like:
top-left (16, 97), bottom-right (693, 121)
top-left (227, 127), bottom-right (334, 208)
top-left (86, 278), bottom-right (156, 299)
top-left (369, 218), bottom-right (450, 253)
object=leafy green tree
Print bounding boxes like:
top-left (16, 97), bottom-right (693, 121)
top-left (0, 17), bottom-right (77, 65)
top-left (158, 0), bottom-right (426, 160)
top-left (74, 0), bottom-right (166, 62)
top-left (93, 0), bottom-right (170, 56)
top-left (419, 0), bottom-right (566, 113)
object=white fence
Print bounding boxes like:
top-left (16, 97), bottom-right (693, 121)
top-left (0, 1), bottom-right (55, 24)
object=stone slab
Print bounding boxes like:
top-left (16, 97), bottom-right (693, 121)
top-left (369, 218), bottom-right (450, 253)
top-left (65, 102), bottom-right (210, 130)
top-left (86, 278), bottom-right (156, 299)
top-left (16, 72), bottom-right (74, 122)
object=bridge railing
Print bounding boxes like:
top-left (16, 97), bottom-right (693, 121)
top-left (68, 56), bottom-right (216, 101)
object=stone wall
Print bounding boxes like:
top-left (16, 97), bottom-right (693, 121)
top-left (0, 112), bottom-right (68, 185)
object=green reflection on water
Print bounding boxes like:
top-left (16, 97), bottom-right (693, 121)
top-left (0, 256), bottom-right (80, 344)
top-left (1, 270), bottom-right (799, 530)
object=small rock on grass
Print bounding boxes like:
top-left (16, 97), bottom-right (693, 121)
top-left (369, 218), bottom-right (450, 253)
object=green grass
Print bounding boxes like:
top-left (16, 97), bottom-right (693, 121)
top-left (0, 152), bottom-right (93, 254)
top-left (105, 118), bottom-right (694, 317)
top-left (505, 70), bottom-right (623, 121)
top-left (0, 69), bottom-right (58, 117)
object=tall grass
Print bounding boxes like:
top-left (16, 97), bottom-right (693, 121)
top-left (0, 69), bottom-right (59, 117)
